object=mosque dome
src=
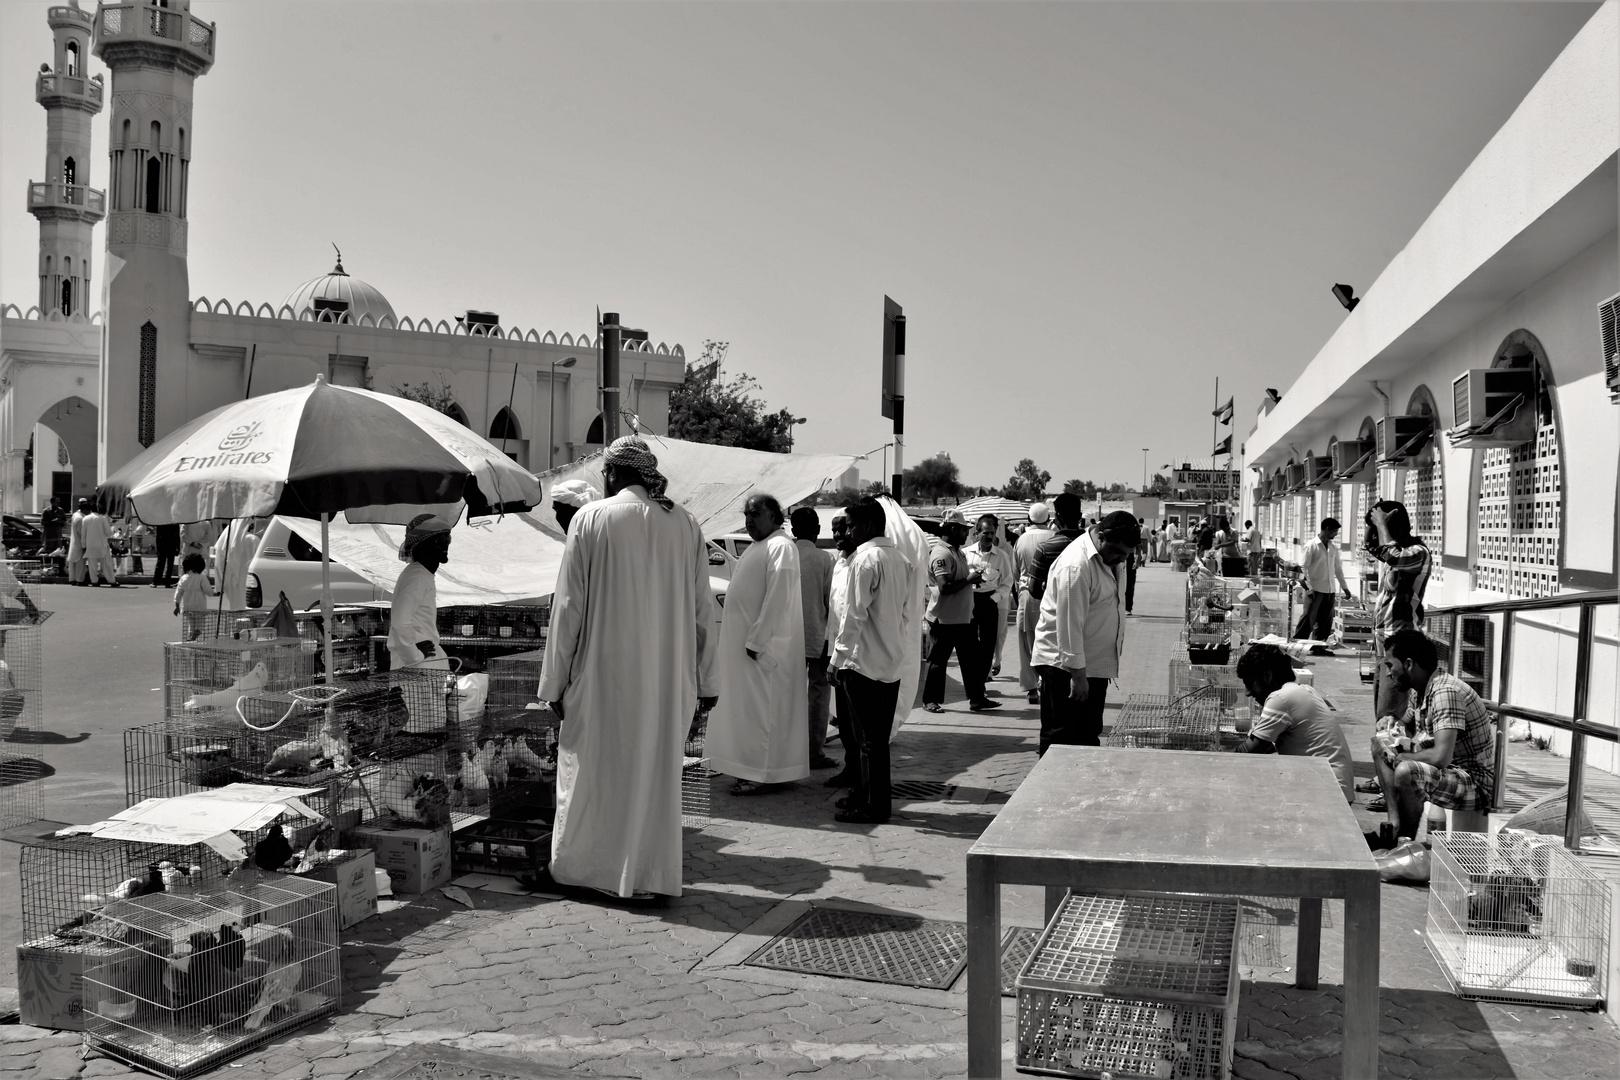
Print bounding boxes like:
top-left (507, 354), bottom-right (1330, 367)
top-left (281, 252), bottom-right (396, 325)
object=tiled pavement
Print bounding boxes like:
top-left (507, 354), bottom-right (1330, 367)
top-left (3, 564), bottom-right (1618, 1078)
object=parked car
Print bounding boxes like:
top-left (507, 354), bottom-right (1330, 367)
top-left (1, 515), bottom-right (47, 560)
top-left (704, 533), bottom-right (752, 582)
top-left (244, 517), bottom-right (380, 610)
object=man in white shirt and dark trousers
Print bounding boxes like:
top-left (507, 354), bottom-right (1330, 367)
top-left (1031, 511), bottom-right (1140, 754)
top-left (828, 497), bottom-right (915, 824)
top-left (790, 507), bottom-right (839, 771)
top-left (1294, 517), bottom-right (1352, 654)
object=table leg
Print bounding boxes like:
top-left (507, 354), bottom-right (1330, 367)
top-left (1295, 896), bottom-right (1322, 989)
top-left (966, 853), bottom-right (1002, 1078)
top-left (1341, 874), bottom-right (1381, 1080)
top-left (1044, 885), bottom-right (1066, 923)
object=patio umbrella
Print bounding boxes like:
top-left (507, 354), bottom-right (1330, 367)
top-left (97, 374), bottom-right (543, 678)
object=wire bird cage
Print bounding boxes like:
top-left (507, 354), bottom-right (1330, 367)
top-left (180, 607), bottom-right (382, 678)
top-left (682, 709), bottom-right (711, 829)
top-left (81, 874), bottom-right (340, 1078)
top-left (1425, 831), bottom-right (1611, 1009)
top-left (163, 639), bottom-right (315, 734)
top-left (1167, 645), bottom-right (1249, 722)
top-left (1016, 891), bottom-right (1241, 1080)
top-left (0, 621), bottom-right (49, 831)
top-left (1104, 693), bottom-right (1226, 753)
top-left (486, 648), bottom-right (544, 710)
top-left (434, 604), bottom-right (549, 669)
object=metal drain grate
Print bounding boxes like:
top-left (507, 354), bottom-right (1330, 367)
top-left (1001, 926), bottom-right (1041, 996)
top-left (746, 906), bottom-right (968, 989)
top-left (890, 780), bottom-right (957, 801)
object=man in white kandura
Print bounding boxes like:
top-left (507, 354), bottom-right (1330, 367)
top-left (535, 437), bottom-right (717, 902)
top-left (707, 493), bottom-right (810, 795)
top-left (388, 516), bottom-right (452, 734)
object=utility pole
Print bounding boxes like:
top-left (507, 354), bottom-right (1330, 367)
top-left (882, 297), bottom-right (905, 500)
top-left (600, 310), bottom-right (622, 445)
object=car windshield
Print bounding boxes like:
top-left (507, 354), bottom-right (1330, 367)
top-left (286, 530), bottom-right (323, 562)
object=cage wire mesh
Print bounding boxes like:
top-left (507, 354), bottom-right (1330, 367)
top-left (0, 621), bottom-right (49, 831)
top-left (81, 874), bottom-right (340, 1078)
top-left (682, 708), bottom-right (711, 829)
top-left (1425, 831), bottom-right (1610, 1008)
top-left (1167, 646), bottom-right (1249, 722)
top-left (20, 835), bottom-right (242, 943)
top-left (1016, 891), bottom-right (1241, 1080)
top-left (434, 604), bottom-right (549, 670)
top-left (163, 640), bottom-right (316, 734)
top-left (1104, 693), bottom-right (1226, 752)
top-left (180, 608), bottom-right (382, 678)
top-left (473, 661), bottom-right (556, 821)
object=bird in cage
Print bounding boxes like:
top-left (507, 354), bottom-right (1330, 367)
top-left (505, 734), bottom-right (545, 777)
top-left (252, 824), bottom-right (294, 872)
top-left (413, 774), bottom-right (451, 827)
top-left (242, 930), bottom-right (302, 1031)
top-left (108, 863), bottom-right (166, 901)
top-left (488, 743), bottom-right (509, 788)
top-left (185, 661), bottom-right (269, 712)
top-left (458, 749), bottom-right (490, 802)
top-left (292, 827), bottom-right (332, 873)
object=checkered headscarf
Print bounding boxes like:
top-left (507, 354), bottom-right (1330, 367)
top-left (604, 437), bottom-right (672, 510)
top-left (398, 513), bottom-right (451, 561)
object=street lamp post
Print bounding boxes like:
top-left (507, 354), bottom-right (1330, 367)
top-left (1142, 448), bottom-right (1149, 494)
top-left (787, 416), bottom-right (808, 452)
top-left (547, 355), bottom-right (577, 472)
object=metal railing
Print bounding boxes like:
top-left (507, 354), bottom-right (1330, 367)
top-left (1426, 588), bottom-right (1618, 850)
top-left (97, 4), bottom-right (214, 57)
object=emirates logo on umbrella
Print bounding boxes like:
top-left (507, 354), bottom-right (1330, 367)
top-left (218, 422), bottom-right (263, 452)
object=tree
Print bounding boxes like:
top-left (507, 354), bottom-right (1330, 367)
top-left (392, 371), bottom-right (460, 417)
top-left (668, 340), bottom-right (800, 453)
top-left (801, 480), bottom-right (889, 507)
top-left (1002, 458), bottom-right (1051, 501)
top-left (1063, 478), bottom-right (1097, 499)
top-left (904, 453), bottom-right (960, 501)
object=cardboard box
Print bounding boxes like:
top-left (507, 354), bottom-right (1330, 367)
top-left (17, 939), bottom-right (131, 1031)
top-left (294, 849), bottom-right (378, 928)
top-left (350, 825), bottom-right (451, 895)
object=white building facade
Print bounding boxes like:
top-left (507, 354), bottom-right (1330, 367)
top-left (1243, 2), bottom-right (1619, 771)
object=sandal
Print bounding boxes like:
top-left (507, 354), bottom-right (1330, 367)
top-left (1355, 779), bottom-right (1381, 793)
top-left (731, 779), bottom-right (777, 796)
top-left (1365, 797), bottom-right (1388, 813)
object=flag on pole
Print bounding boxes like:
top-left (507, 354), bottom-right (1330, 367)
top-left (1214, 433), bottom-right (1233, 456)
top-left (1212, 397), bottom-right (1234, 425)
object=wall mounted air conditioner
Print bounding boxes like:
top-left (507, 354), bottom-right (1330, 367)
top-left (1284, 462), bottom-right (1307, 492)
top-left (1256, 478), bottom-right (1272, 502)
top-left (1331, 439), bottom-right (1374, 479)
top-left (1601, 292), bottom-right (1619, 403)
top-left (1447, 368), bottom-right (1536, 447)
top-left (1304, 455), bottom-right (1334, 489)
top-left (1376, 415), bottom-right (1433, 464)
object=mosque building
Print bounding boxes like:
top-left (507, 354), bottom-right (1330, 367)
top-left (1243, 4), bottom-right (1618, 768)
top-left (1, 0), bottom-right (686, 515)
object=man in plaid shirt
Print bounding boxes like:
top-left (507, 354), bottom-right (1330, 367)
top-left (1373, 630), bottom-right (1495, 842)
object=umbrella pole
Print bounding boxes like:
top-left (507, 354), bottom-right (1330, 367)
top-left (320, 512), bottom-right (336, 684)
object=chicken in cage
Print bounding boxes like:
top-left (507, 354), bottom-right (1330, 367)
top-left (1426, 830), bottom-right (1610, 1008)
top-left (81, 873), bottom-right (340, 1078)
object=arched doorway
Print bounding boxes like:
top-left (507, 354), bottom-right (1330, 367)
top-left (1400, 388), bottom-right (1444, 587)
top-left (34, 396), bottom-right (99, 509)
top-left (585, 412), bottom-right (604, 445)
top-left (488, 407), bottom-right (525, 466)
top-left (1471, 331), bottom-right (1563, 598)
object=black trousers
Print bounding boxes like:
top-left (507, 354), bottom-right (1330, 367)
top-left (1294, 590), bottom-right (1337, 642)
top-left (843, 670), bottom-right (902, 818)
top-left (1037, 668), bottom-right (1109, 754)
top-left (970, 593), bottom-right (1000, 683)
top-left (152, 552), bottom-right (177, 586)
top-left (1125, 559), bottom-right (1138, 612)
top-left (923, 621), bottom-right (986, 705)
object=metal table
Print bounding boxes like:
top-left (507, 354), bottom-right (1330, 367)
top-left (966, 747), bottom-right (1380, 1079)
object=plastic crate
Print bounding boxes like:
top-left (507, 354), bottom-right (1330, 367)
top-left (1425, 831), bottom-right (1610, 1008)
top-left (1016, 891), bottom-right (1241, 1079)
top-left (80, 874), bottom-right (340, 1078)
top-left (451, 819), bottom-right (551, 877)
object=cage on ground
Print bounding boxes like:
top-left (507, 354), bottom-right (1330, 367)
top-left (163, 639), bottom-right (316, 734)
top-left (1167, 645), bottom-right (1249, 721)
top-left (1103, 692), bottom-right (1226, 752)
top-left (1425, 830), bottom-right (1610, 1008)
top-left (81, 873), bottom-right (340, 1078)
top-left (681, 708), bottom-right (711, 829)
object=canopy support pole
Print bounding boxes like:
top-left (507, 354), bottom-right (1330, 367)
top-left (320, 512), bottom-right (336, 684)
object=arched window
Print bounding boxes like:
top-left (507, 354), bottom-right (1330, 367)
top-left (61, 279), bottom-right (73, 316)
top-left (145, 155), bottom-right (162, 212)
top-left (489, 407), bottom-right (520, 441)
top-left (139, 322), bottom-right (157, 447)
top-left (444, 402), bottom-right (470, 428)
top-left (1472, 331), bottom-right (1562, 599)
top-left (63, 157), bottom-right (76, 188)
top-left (150, 120), bottom-right (160, 148)
top-left (1402, 386), bottom-right (1445, 583)
top-left (585, 413), bottom-right (604, 445)
top-left (66, 41), bottom-right (79, 76)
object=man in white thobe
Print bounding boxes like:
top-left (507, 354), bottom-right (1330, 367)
top-left (213, 518), bottom-right (262, 610)
top-left (66, 499), bottom-right (87, 585)
top-left (707, 494), bottom-right (810, 793)
top-left (82, 506), bottom-right (120, 587)
top-left (537, 437), bottom-right (717, 900)
top-left (388, 515), bottom-right (452, 731)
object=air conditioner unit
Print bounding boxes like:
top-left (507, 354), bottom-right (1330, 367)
top-left (1304, 455), bottom-right (1334, 489)
top-left (1284, 462), bottom-right (1307, 492)
top-left (1601, 292), bottom-right (1619, 403)
top-left (1331, 439), bottom-right (1373, 479)
top-left (1447, 368), bottom-right (1536, 447)
top-left (1255, 478), bottom-right (1270, 503)
top-left (1376, 415), bottom-right (1433, 464)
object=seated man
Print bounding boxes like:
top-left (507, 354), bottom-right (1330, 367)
top-left (1372, 629), bottom-right (1495, 842)
top-left (1233, 643), bottom-right (1355, 803)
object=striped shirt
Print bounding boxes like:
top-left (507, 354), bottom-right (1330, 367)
top-left (1408, 670), bottom-right (1495, 792)
top-left (1367, 539), bottom-right (1431, 636)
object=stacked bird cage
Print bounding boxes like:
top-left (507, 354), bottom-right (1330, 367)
top-left (1015, 890), bottom-right (1242, 1079)
top-left (1425, 831), bottom-right (1610, 1008)
top-left (479, 650), bottom-right (555, 818)
top-left (0, 618), bottom-right (49, 831)
top-left (163, 639), bottom-right (316, 735)
top-left (1103, 692), bottom-right (1225, 752)
top-left (435, 604), bottom-right (549, 668)
top-left (179, 608), bottom-right (382, 678)
top-left (682, 708), bottom-right (711, 829)
top-left (1335, 603), bottom-right (1374, 648)
top-left (81, 874), bottom-right (340, 1077)
top-left (486, 648), bottom-right (544, 711)
top-left (1168, 644), bottom-right (1248, 721)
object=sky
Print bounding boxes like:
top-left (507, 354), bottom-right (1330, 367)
top-left (1, 0), bottom-right (1603, 489)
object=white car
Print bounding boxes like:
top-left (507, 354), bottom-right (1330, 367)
top-left (244, 517), bottom-right (380, 610)
top-left (703, 533), bottom-right (753, 582)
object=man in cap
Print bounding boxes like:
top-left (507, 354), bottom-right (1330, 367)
top-left (708, 494), bottom-right (809, 794)
top-left (1013, 502), bottom-right (1056, 703)
top-left (387, 514), bottom-right (451, 674)
top-left (537, 436), bottom-right (718, 901)
top-left (1031, 510), bottom-right (1141, 753)
top-left (550, 479), bottom-right (601, 535)
top-left (922, 509), bottom-right (998, 713)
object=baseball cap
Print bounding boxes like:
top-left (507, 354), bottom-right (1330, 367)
top-left (1027, 502), bottom-right (1051, 524)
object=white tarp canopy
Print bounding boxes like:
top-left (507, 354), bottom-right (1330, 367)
top-left (282, 435), bottom-right (858, 605)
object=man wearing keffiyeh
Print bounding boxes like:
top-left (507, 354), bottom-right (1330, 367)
top-left (603, 436), bottom-right (674, 509)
